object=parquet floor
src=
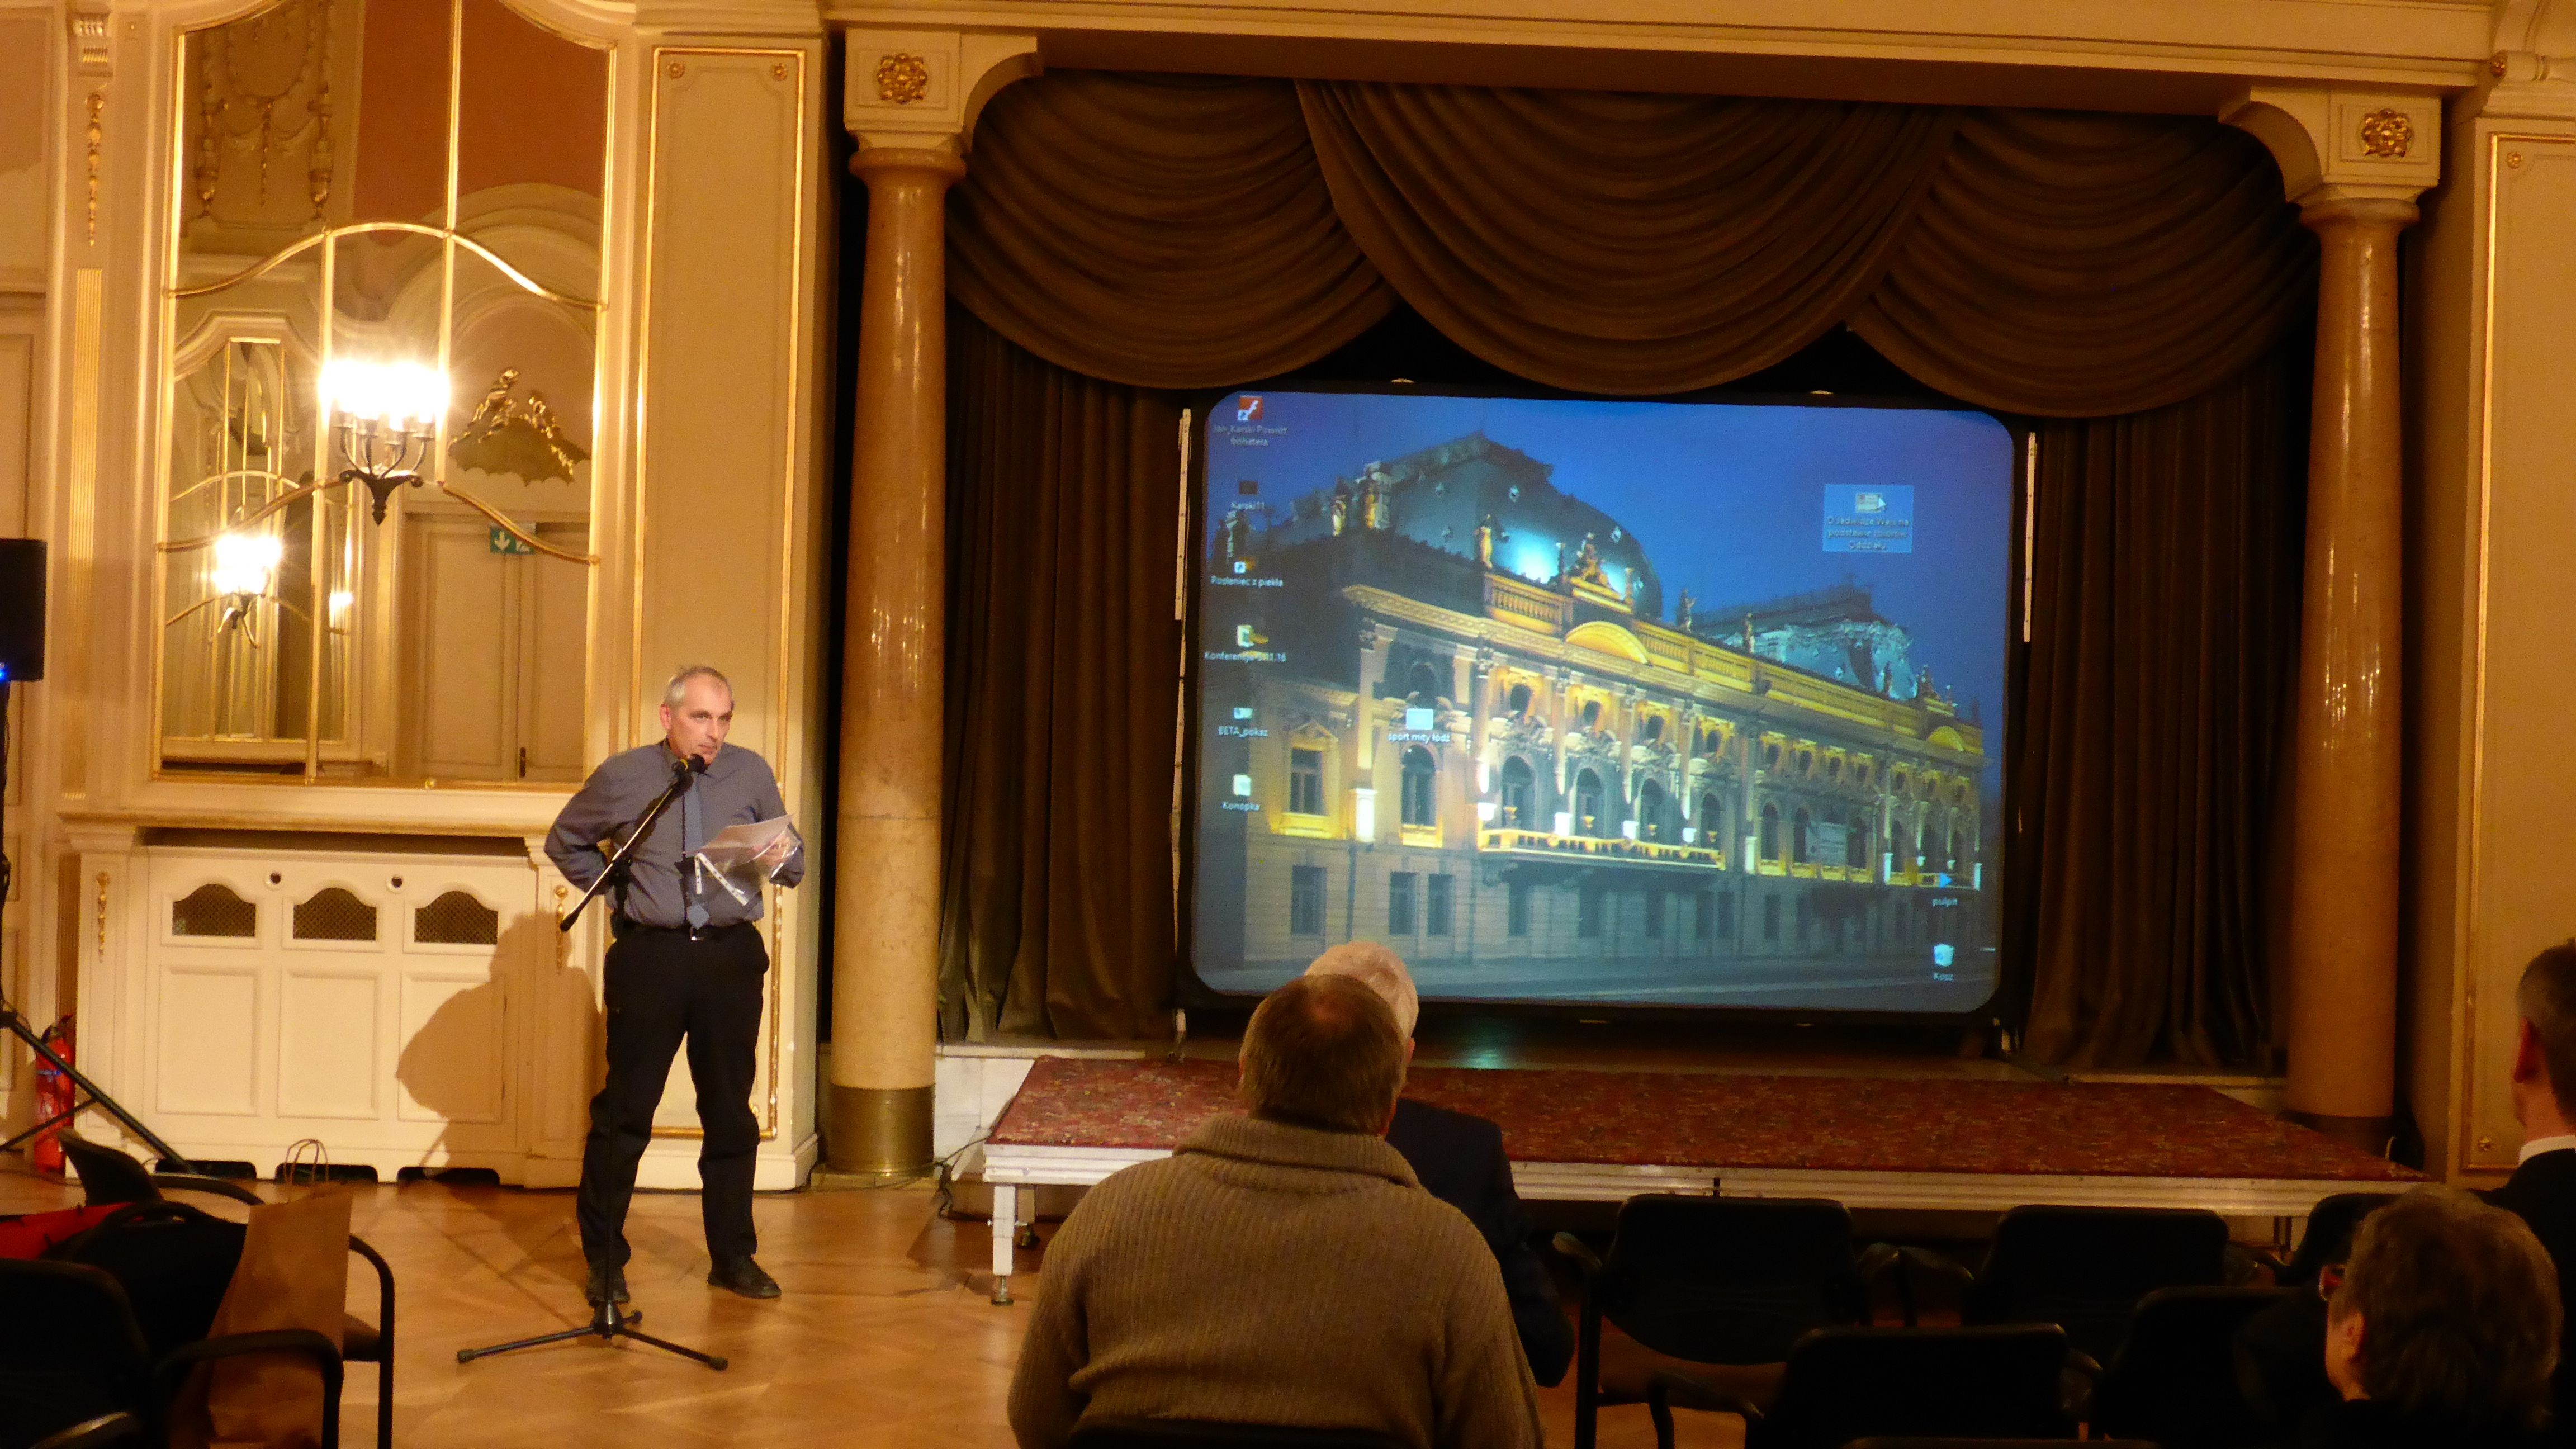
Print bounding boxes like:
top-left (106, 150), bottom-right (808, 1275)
top-left (0, 1166), bottom-right (1736, 1448)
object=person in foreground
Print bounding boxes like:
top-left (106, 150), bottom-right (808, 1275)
top-left (1006, 974), bottom-right (1543, 1449)
top-left (2298, 1185), bottom-right (2559, 1448)
top-left (544, 665), bottom-right (803, 1305)
top-left (1305, 941), bottom-right (1576, 1386)
top-left (2243, 939), bottom-right (2576, 1438)
top-left (2494, 940), bottom-right (2576, 1432)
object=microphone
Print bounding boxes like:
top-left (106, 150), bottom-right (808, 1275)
top-left (687, 755), bottom-right (709, 774)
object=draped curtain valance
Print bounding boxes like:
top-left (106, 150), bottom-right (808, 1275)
top-left (948, 72), bottom-right (2316, 415)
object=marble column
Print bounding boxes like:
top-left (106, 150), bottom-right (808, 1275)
top-left (831, 145), bottom-right (964, 1177)
top-left (2282, 195), bottom-right (2417, 1145)
top-left (2217, 87), bottom-right (2435, 1150)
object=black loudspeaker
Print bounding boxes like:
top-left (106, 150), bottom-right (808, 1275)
top-left (0, 538), bottom-right (44, 683)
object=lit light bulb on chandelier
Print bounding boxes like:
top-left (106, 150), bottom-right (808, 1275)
top-left (209, 531), bottom-right (283, 597)
top-left (322, 358), bottom-right (447, 429)
top-left (323, 357), bottom-right (447, 523)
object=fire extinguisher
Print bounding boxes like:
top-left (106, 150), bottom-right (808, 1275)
top-left (31, 1015), bottom-right (74, 1176)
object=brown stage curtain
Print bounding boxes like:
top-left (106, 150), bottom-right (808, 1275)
top-left (951, 73), bottom-right (2314, 414)
top-left (1298, 83), bottom-right (1955, 395)
top-left (940, 309), bottom-right (1186, 1039)
top-left (2011, 339), bottom-right (2309, 1066)
top-left (947, 72), bottom-right (1393, 390)
top-left (1850, 110), bottom-right (2319, 417)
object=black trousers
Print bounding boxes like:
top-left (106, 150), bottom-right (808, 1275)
top-left (576, 921), bottom-right (766, 1267)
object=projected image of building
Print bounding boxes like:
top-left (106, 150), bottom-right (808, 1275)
top-left (1196, 430), bottom-right (1995, 1008)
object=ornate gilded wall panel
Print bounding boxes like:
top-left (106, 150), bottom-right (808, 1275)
top-left (2456, 134), bottom-right (2576, 1175)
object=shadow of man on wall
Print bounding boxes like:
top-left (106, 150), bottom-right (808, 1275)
top-left (395, 907), bottom-right (602, 1294)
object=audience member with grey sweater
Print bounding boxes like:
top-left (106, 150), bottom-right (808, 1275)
top-left (1006, 974), bottom-right (1544, 1449)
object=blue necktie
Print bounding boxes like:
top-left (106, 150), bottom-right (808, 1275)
top-left (680, 774), bottom-right (709, 930)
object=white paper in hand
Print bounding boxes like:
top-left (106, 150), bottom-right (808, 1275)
top-left (690, 816), bottom-right (801, 904)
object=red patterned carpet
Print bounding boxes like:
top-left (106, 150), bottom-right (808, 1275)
top-left (991, 1057), bottom-right (2420, 1182)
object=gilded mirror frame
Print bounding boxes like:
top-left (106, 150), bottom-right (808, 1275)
top-left (149, 0), bottom-right (614, 788)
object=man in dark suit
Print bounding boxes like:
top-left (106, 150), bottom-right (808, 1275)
top-left (1306, 944), bottom-right (1577, 1387)
top-left (2488, 940), bottom-right (2576, 1439)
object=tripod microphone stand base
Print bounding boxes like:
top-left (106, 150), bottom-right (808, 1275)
top-left (456, 1300), bottom-right (728, 1371)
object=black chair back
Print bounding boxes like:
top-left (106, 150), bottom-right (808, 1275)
top-left (43, 1200), bottom-right (247, 1362)
top-left (1067, 1421), bottom-right (1409, 1448)
top-left (1845, 1441), bottom-right (2158, 1448)
top-left (0, 1262), bottom-right (158, 1449)
top-left (2279, 1192), bottom-right (2403, 1286)
top-left (1754, 1325), bottom-right (2072, 1449)
top-left (1963, 1204), bottom-right (2229, 1360)
top-left (1595, 1195), bottom-right (1871, 1363)
top-left (2091, 1284), bottom-right (2296, 1449)
top-left (59, 1134), bottom-right (160, 1207)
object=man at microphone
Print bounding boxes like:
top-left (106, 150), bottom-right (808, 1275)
top-left (546, 665), bottom-right (803, 1305)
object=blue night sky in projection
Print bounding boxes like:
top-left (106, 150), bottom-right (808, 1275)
top-left (1204, 390), bottom-right (2017, 790)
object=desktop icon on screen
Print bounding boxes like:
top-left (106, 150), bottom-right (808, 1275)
top-left (1236, 396), bottom-right (1264, 423)
top-left (1932, 943), bottom-right (1956, 968)
top-left (1404, 705), bottom-right (1435, 731)
top-left (1232, 774), bottom-right (1253, 798)
top-left (1232, 707), bottom-right (1254, 722)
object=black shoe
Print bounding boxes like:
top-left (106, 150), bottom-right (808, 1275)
top-left (584, 1260), bottom-right (629, 1306)
top-left (708, 1256), bottom-right (780, 1299)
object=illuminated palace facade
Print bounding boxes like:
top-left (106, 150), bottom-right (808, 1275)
top-left (1197, 433), bottom-right (1990, 984)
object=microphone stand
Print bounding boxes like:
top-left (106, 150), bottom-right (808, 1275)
top-left (457, 1300), bottom-right (727, 1373)
top-left (558, 755), bottom-right (702, 935)
top-left (461, 751), bottom-right (727, 1372)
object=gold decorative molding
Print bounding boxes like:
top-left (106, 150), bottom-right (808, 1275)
top-left (824, 0), bottom-right (2493, 93)
top-left (170, 221), bottom-right (603, 310)
top-left (873, 51), bottom-right (927, 104)
top-left (452, 368), bottom-right (591, 485)
top-left (94, 872), bottom-right (110, 956)
top-left (69, 4), bottom-right (110, 77)
top-left (839, 28), bottom-right (1038, 153)
top-left (2220, 85), bottom-right (2441, 206)
top-left (2359, 108), bottom-right (2414, 158)
top-left (189, 0), bottom-right (336, 227)
top-left (84, 91), bottom-right (103, 246)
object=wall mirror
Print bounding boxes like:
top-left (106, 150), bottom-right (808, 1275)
top-left (157, 0), bottom-right (608, 785)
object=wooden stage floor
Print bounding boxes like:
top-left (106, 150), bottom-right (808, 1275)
top-left (0, 1164), bottom-right (1740, 1449)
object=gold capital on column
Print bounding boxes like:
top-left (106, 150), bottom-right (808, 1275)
top-left (831, 144), bottom-right (966, 1177)
top-left (2282, 193), bottom-right (2417, 1145)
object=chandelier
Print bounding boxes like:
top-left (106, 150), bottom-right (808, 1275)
top-left (323, 358), bottom-right (445, 523)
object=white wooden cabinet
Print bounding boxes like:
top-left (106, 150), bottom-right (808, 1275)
top-left (127, 844), bottom-right (588, 1180)
top-left (81, 839), bottom-right (796, 1190)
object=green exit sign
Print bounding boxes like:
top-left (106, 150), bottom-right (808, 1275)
top-left (489, 527), bottom-right (534, 556)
